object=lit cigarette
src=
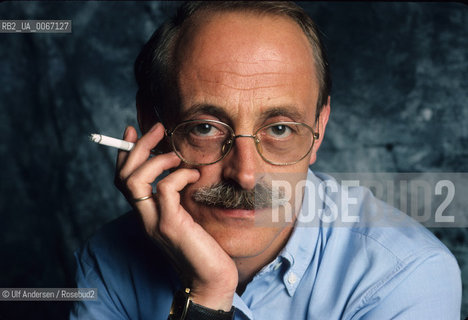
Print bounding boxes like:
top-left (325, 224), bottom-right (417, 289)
top-left (89, 133), bottom-right (134, 152)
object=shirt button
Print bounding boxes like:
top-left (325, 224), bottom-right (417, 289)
top-left (288, 273), bottom-right (297, 284)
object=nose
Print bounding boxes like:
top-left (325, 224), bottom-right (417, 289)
top-left (222, 135), bottom-right (261, 190)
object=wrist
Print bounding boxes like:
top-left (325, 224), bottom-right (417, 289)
top-left (169, 288), bottom-right (235, 320)
top-left (189, 278), bottom-right (236, 312)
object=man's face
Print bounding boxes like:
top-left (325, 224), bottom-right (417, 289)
top-left (175, 12), bottom-right (327, 258)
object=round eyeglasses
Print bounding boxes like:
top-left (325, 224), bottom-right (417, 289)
top-left (165, 119), bottom-right (319, 166)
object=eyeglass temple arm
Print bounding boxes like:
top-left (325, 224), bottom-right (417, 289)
top-left (152, 105), bottom-right (172, 136)
top-left (313, 119), bottom-right (320, 140)
top-left (152, 105), bottom-right (167, 128)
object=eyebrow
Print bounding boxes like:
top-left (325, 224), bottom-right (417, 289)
top-left (181, 104), bottom-right (306, 124)
top-left (181, 104), bottom-right (231, 122)
top-left (257, 106), bottom-right (305, 123)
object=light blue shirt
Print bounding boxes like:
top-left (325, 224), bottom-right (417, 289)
top-left (71, 170), bottom-right (461, 319)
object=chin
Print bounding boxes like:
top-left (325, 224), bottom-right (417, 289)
top-left (209, 224), bottom-right (286, 258)
top-left (194, 206), bottom-right (290, 259)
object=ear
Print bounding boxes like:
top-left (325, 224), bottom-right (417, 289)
top-left (309, 96), bottom-right (331, 165)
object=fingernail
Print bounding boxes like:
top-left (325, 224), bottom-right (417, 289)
top-left (123, 126), bottom-right (129, 138)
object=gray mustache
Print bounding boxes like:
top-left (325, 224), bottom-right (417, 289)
top-left (192, 180), bottom-right (286, 210)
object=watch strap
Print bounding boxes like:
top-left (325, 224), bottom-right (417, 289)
top-left (186, 300), bottom-right (235, 320)
top-left (168, 288), bottom-right (235, 320)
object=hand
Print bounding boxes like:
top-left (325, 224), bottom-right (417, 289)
top-left (114, 123), bottom-right (238, 311)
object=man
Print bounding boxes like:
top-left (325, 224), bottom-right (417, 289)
top-left (71, 2), bottom-right (461, 319)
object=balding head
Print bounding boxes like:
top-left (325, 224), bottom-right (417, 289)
top-left (135, 1), bottom-right (331, 133)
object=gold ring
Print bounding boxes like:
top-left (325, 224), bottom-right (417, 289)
top-left (133, 194), bottom-right (153, 203)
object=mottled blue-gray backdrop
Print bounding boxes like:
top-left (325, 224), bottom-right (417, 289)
top-left (1, 2), bottom-right (467, 319)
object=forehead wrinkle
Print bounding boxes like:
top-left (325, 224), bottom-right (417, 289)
top-left (205, 70), bottom-right (291, 77)
top-left (193, 69), bottom-right (301, 92)
top-left (198, 80), bottom-right (287, 92)
top-left (202, 58), bottom-right (309, 78)
top-left (186, 15), bottom-right (314, 71)
top-left (207, 60), bottom-right (301, 73)
top-left (178, 11), bottom-right (318, 87)
top-left (211, 59), bottom-right (286, 64)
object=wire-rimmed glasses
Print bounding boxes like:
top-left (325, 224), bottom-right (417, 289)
top-left (165, 119), bottom-right (319, 166)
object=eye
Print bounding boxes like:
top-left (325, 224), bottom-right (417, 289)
top-left (265, 124), bottom-right (293, 139)
top-left (190, 123), bottom-right (221, 137)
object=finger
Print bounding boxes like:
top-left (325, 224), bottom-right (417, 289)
top-left (153, 168), bottom-right (202, 255)
top-left (127, 152), bottom-right (182, 189)
top-left (125, 152), bottom-right (181, 199)
top-left (115, 126), bottom-right (138, 194)
top-left (155, 168), bottom-right (201, 223)
top-left (154, 169), bottom-right (234, 282)
top-left (126, 153), bottom-right (183, 236)
top-left (139, 168), bottom-right (200, 228)
top-left (120, 122), bottom-right (165, 179)
top-left (136, 168), bottom-right (199, 236)
top-left (116, 126), bottom-right (138, 172)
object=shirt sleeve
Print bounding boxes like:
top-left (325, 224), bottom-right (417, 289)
top-left (359, 249), bottom-right (462, 320)
top-left (69, 246), bottom-right (130, 320)
top-left (69, 212), bottom-right (177, 320)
